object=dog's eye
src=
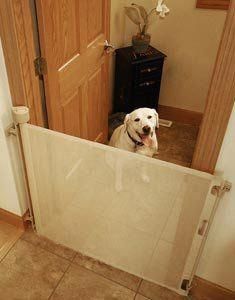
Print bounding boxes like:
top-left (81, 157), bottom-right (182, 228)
top-left (134, 118), bottom-right (140, 122)
top-left (147, 116), bottom-right (152, 119)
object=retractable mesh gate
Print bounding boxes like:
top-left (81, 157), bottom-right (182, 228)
top-left (15, 107), bottom-right (223, 295)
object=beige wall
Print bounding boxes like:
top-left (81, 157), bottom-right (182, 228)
top-left (112, 0), bottom-right (226, 113)
top-left (109, 0), bottom-right (126, 113)
top-left (0, 40), bottom-right (28, 216)
top-left (110, 0), bottom-right (126, 48)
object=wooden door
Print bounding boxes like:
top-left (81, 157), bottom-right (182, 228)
top-left (35, 0), bottom-right (110, 142)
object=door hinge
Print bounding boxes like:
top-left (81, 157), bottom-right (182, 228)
top-left (211, 180), bottom-right (232, 197)
top-left (34, 56), bottom-right (47, 76)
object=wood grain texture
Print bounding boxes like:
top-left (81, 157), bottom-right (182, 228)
top-left (192, 0), bottom-right (235, 173)
top-left (0, 0), bottom-right (44, 126)
top-left (196, 0), bottom-right (230, 10)
top-left (158, 105), bottom-right (203, 126)
top-left (36, 0), bottom-right (110, 143)
top-left (190, 276), bottom-right (235, 300)
top-left (0, 208), bottom-right (26, 230)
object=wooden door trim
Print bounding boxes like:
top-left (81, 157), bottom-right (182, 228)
top-left (0, 207), bottom-right (29, 230)
top-left (191, 0), bottom-right (235, 173)
top-left (0, 0), bottom-right (234, 174)
top-left (190, 276), bottom-right (235, 300)
top-left (158, 105), bottom-right (203, 126)
top-left (0, 0), bottom-right (44, 127)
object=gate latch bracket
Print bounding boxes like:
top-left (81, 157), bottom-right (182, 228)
top-left (211, 180), bottom-right (232, 196)
top-left (5, 123), bottom-right (17, 136)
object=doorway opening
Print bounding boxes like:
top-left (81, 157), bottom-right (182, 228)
top-left (0, 0), bottom-right (234, 174)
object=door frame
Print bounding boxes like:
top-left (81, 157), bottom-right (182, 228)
top-left (0, 0), bottom-right (234, 174)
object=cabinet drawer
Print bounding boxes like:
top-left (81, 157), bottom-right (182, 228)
top-left (134, 60), bottom-right (164, 82)
top-left (134, 78), bottom-right (160, 90)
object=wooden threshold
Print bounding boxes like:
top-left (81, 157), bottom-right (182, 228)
top-left (158, 105), bottom-right (203, 126)
top-left (196, 0), bottom-right (230, 10)
top-left (0, 208), bottom-right (29, 230)
top-left (190, 276), bottom-right (235, 300)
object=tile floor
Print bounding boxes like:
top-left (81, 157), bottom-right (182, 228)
top-left (0, 227), bottom-right (187, 300)
top-left (156, 122), bottom-right (199, 167)
top-left (0, 220), bottom-right (23, 261)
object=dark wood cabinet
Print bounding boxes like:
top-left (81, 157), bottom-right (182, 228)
top-left (114, 46), bottom-right (166, 113)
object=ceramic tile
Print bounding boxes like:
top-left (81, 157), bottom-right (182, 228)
top-left (0, 220), bottom-right (23, 261)
top-left (21, 227), bottom-right (76, 261)
top-left (83, 218), bottom-right (157, 276)
top-left (74, 251), bottom-right (141, 291)
top-left (143, 240), bottom-right (174, 284)
top-left (0, 239), bottom-right (69, 299)
top-left (139, 280), bottom-right (185, 300)
top-left (156, 122), bottom-right (199, 166)
top-left (158, 138), bottom-right (196, 163)
top-left (158, 122), bottom-right (199, 141)
top-left (51, 264), bottom-right (135, 300)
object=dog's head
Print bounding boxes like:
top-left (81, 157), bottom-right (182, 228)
top-left (124, 108), bottom-right (159, 142)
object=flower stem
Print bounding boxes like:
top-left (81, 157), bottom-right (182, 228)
top-left (147, 8), bottom-right (156, 17)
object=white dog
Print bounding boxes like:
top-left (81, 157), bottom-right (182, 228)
top-left (109, 108), bottom-right (159, 157)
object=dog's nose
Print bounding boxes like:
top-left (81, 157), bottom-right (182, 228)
top-left (142, 126), bottom-right (151, 134)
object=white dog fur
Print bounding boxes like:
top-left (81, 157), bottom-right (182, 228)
top-left (109, 108), bottom-right (159, 157)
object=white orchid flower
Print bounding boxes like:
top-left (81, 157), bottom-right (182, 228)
top-left (156, 0), bottom-right (170, 18)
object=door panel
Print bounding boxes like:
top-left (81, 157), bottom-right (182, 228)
top-left (87, 0), bottom-right (104, 43)
top-left (20, 122), bottom-right (221, 295)
top-left (61, 89), bottom-right (82, 137)
top-left (36, 0), bottom-right (110, 142)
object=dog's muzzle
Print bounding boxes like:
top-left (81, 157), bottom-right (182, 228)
top-left (142, 126), bottom-right (151, 134)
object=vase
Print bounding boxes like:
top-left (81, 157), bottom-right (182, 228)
top-left (132, 34), bottom-right (151, 54)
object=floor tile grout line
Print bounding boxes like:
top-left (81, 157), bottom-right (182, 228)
top-left (136, 278), bottom-right (143, 293)
top-left (21, 235), bottom-right (142, 294)
top-left (20, 236), bottom-right (76, 263)
top-left (20, 234), bottom-right (148, 296)
top-left (71, 260), bottom-right (141, 293)
top-left (47, 261), bottom-right (72, 300)
top-left (0, 233), bottom-right (23, 265)
top-left (133, 279), bottom-right (143, 300)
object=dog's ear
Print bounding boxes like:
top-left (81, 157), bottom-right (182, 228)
top-left (124, 114), bottom-right (130, 130)
top-left (124, 114), bottom-right (130, 124)
top-left (152, 109), bottom-right (159, 128)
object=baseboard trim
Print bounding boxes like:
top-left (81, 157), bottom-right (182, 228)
top-left (158, 105), bottom-right (203, 126)
top-left (0, 208), bottom-right (28, 230)
top-left (190, 276), bottom-right (235, 300)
